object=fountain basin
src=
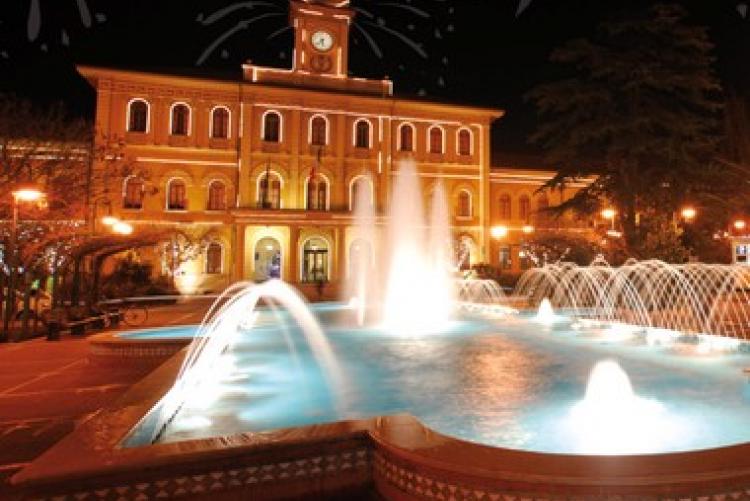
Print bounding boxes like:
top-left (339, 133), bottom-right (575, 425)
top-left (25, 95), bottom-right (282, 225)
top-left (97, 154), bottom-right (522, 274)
top-left (14, 306), bottom-right (750, 499)
top-left (12, 345), bottom-right (750, 500)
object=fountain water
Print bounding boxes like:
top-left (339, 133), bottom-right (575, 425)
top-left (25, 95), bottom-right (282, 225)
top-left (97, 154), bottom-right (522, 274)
top-left (569, 359), bottom-right (668, 454)
top-left (515, 259), bottom-right (750, 339)
top-left (345, 173), bottom-right (376, 327)
top-left (376, 160), bottom-right (455, 334)
top-left (534, 298), bottom-right (560, 325)
top-left (342, 159), bottom-right (516, 331)
top-left (152, 280), bottom-right (345, 441)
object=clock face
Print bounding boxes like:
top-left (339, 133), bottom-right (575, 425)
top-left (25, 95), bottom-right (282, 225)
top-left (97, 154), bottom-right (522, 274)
top-left (311, 31), bottom-right (334, 52)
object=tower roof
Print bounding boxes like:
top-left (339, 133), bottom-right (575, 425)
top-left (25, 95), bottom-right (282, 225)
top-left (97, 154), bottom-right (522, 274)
top-left (301, 0), bottom-right (350, 6)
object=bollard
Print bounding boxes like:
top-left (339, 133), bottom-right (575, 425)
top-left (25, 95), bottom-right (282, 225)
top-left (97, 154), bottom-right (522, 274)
top-left (70, 322), bottom-right (86, 336)
top-left (92, 316), bottom-right (105, 330)
top-left (46, 321), bottom-right (61, 341)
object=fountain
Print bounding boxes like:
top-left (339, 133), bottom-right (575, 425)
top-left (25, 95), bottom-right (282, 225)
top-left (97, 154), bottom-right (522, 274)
top-left (14, 172), bottom-right (750, 498)
top-left (153, 279), bottom-right (345, 442)
top-left (534, 298), bottom-right (560, 325)
top-left (341, 160), bottom-right (460, 334)
top-left (380, 161), bottom-right (455, 334)
top-left (345, 173), bottom-right (376, 327)
top-left (515, 259), bottom-right (750, 339)
top-left (569, 360), bottom-right (670, 454)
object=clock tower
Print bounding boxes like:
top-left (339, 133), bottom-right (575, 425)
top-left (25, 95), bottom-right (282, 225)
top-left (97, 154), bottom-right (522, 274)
top-left (289, 0), bottom-right (353, 77)
top-left (244, 0), bottom-right (391, 95)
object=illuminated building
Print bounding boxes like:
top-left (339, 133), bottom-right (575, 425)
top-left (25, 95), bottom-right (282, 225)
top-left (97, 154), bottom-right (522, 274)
top-left (78, 0), bottom-right (590, 295)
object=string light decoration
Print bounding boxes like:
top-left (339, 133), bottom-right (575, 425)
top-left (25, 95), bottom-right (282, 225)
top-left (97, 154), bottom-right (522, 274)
top-left (21, 0), bottom-right (106, 52)
top-left (195, 0), bottom-right (454, 95)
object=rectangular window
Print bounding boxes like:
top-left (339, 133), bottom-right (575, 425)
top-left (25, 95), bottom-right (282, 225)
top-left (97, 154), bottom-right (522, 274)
top-left (124, 180), bottom-right (143, 209)
top-left (168, 183), bottom-right (187, 211)
top-left (302, 249), bottom-right (328, 283)
top-left (206, 244), bottom-right (222, 274)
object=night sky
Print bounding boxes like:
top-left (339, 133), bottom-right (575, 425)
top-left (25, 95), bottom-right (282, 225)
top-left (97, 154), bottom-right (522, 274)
top-left (1, 0), bottom-right (748, 162)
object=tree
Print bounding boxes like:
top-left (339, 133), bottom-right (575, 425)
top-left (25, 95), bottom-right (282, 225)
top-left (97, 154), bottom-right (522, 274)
top-left (0, 95), bottom-right (133, 338)
top-left (528, 4), bottom-right (723, 251)
top-left (634, 212), bottom-right (690, 263)
top-left (520, 234), bottom-right (604, 266)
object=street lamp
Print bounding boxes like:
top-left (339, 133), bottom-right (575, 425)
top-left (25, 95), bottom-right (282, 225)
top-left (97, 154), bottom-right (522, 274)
top-left (491, 225), bottom-right (509, 239)
top-left (3, 185), bottom-right (46, 341)
top-left (522, 225), bottom-right (535, 235)
top-left (112, 221), bottom-right (134, 236)
top-left (13, 188), bottom-right (45, 203)
top-left (734, 220), bottom-right (747, 232)
top-left (681, 207), bottom-right (697, 222)
top-left (601, 207), bottom-right (616, 232)
top-left (101, 216), bottom-right (119, 227)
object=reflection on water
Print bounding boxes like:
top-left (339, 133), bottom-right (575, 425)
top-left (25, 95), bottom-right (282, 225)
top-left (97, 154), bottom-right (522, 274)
top-left (138, 310), bottom-right (750, 455)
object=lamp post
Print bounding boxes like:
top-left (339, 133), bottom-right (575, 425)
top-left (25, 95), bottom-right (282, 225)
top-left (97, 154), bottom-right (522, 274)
top-left (601, 208), bottom-right (616, 231)
top-left (112, 221), bottom-right (134, 235)
top-left (3, 185), bottom-right (45, 342)
top-left (681, 207), bottom-right (697, 223)
top-left (491, 225), bottom-right (509, 240)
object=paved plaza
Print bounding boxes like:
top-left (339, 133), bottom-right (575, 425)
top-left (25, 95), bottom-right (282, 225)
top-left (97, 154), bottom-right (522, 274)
top-left (0, 298), bottom-right (214, 495)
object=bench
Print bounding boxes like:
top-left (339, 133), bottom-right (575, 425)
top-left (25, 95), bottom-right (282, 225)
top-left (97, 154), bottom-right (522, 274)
top-left (46, 311), bottom-right (122, 341)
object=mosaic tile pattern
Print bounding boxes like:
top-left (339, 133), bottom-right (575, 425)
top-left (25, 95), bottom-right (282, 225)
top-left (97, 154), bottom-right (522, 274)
top-left (22, 439), bottom-right (750, 500)
top-left (372, 451), bottom-right (750, 501)
top-left (31, 448), bottom-right (369, 500)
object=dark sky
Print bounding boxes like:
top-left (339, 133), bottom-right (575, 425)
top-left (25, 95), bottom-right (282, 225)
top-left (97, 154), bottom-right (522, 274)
top-left (1, 0), bottom-right (748, 161)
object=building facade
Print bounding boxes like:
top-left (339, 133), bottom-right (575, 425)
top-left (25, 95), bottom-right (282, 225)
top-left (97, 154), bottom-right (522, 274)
top-left (80, 0), bottom-right (589, 295)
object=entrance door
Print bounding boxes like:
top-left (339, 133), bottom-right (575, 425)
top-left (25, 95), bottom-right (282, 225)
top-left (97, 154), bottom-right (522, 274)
top-left (255, 237), bottom-right (282, 281)
top-left (302, 238), bottom-right (329, 283)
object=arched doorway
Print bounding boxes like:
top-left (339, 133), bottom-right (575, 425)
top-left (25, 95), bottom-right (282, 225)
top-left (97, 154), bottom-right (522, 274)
top-left (349, 239), bottom-right (373, 278)
top-left (255, 237), bottom-right (282, 281)
top-left (301, 237), bottom-right (329, 283)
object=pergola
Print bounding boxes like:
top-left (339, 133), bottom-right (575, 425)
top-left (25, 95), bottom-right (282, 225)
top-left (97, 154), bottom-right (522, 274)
top-left (20, 229), bottom-right (181, 314)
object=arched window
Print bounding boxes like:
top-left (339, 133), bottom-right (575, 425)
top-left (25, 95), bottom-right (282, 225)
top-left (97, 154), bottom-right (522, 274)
top-left (307, 175), bottom-right (328, 211)
top-left (127, 100), bottom-right (149, 133)
top-left (457, 190), bottom-right (472, 218)
top-left (167, 179), bottom-right (187, 211)
top-left (263, 111), bottom-right (282, 142)
top-left (458, 129), bottom-right (472, 156)
top-left (499, 194), bottom-right (512, 220)
top-left (171, 103), bottom-right (191, 136)
top-left (399, 123), bottom-right (415, 152)
top-left (350, 176), bottom-right (372, 212)
top-left (123, 177), bottom-right (144, 209)
top-left (354, 120), bottom-right (371, 149)
top-left (207, 180), bottom-right (227, 211)
top-left (310, 115), bottom-right (327, 146)
top-left (519, 195), bottom-right (531, 222)
top-left (206, 242), bottom-right (223, 274)
top-left (211, 107), bottom-right (230, 139)
top-left (429, 126), bottom-right (444, 154)
top-left (258, 172), bottom-right (282, 209)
